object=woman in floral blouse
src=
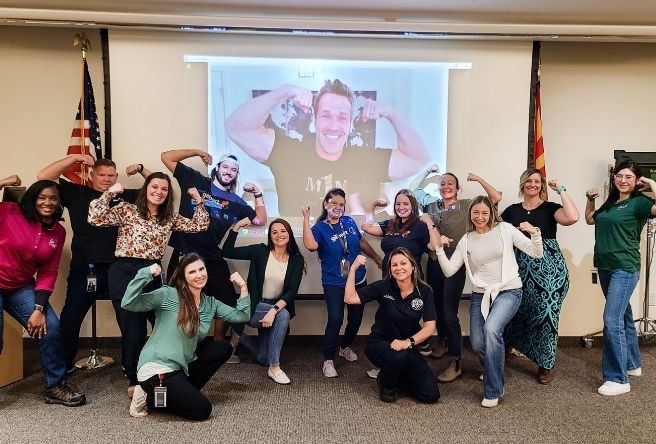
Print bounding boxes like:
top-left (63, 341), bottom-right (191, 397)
top-left (88, 171), bottom-right (209, 396)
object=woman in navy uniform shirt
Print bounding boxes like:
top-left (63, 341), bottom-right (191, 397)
top-left (344, 247), bottom-right (439, 404)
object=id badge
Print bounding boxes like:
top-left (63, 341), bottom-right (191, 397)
top-left (340, 257), bottom-right (350, 278)
top-left (154, 386), bottom-right (167, 408)
top-left (86, 275), bottom-right (97, 293)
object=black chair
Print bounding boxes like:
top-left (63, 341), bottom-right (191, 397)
top-left (75, 292), bottom-right (114, 369)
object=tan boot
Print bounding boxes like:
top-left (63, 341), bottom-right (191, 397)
top-left (437, 359), bottom-right (462, 383)
top-left (430, 341), bottom-right (448, 359)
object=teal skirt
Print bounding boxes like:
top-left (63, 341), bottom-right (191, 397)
top-left (506, 238), bottom-right (569, 369)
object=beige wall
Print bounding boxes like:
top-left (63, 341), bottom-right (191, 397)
top-left (2, 26), bottom-right (654, 339)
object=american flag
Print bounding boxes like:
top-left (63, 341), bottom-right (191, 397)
top-left (63, 59), bottom-right (103, 186)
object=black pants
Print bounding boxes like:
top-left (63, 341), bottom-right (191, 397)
top-left (427, 259), bottom-right (467, 359)
top-left (366, 340), bottom-right (439, 404)
top-left (59, 262), bottom-right (113, 371)
top-left (140, 338), bottom-right (232, 421)
top-left (108, 259), bottom-right (158, 385)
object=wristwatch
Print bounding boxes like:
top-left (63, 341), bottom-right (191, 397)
top-left (407, 336), bottom-right (416, 348)
top-left (34, 304), bottom-right (45, 312)
top-left (556, 185), bottom-right (566, 195)
top-left (272, 304), bottom-right (281, 312)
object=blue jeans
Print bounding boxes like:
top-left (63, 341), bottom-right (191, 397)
top-left (323, 284), bottom-right (365, 360)
top-left (470, 289), bottom-right (522, 399)
top-left (0, 285), bottom-right (66, 388)
top-left (239, 301), bottom-right (290, 366)
top-left (598, 269), bottom-right (641, 384)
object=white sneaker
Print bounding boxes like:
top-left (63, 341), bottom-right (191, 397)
top-left (366, 368), bottom-right (380, 379)
top-left (268, 368), bottom-right (291, 385)
top-left (129, 385), bottom-right (148, 418)
top-left (227, 353), bottom-right (240, 364)
top-left (339, 347), bottom-right (358, 362)
top-left (323, 360), bottom-right (338, 378)
top-left (627, 367), bottom-right (642, 376)
top-left (481, 397), bottom-right (499, 408)
top-left (597, 381), bottom-right (631, 396)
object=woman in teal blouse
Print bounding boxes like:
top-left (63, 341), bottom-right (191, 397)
top-left (223, 217), bottom-right (305, 384)
top-left (122, 253), bottom-right (250, 420)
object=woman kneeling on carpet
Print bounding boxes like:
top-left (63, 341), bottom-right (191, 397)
top-left (344, 248), bottom-right (439, 404)
top-left (123, 253), bottom-right (250, 420)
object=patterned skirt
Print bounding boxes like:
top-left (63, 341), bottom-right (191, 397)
top-left (506, 238), bottom-right (569, 369)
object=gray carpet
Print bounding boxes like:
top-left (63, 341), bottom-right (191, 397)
top-left (1, 339), bottom-right (655, 444)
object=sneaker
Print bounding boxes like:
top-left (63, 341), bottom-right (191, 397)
top-left (481, 397), bottom-right (499, 408)
top-left (227, 353), bottom-right (241, 364)
top-left (367, 368), bottom-right (380, 379)
top-left (268, 368), bottom-right (291, 385)
top-left (129, 385), bottom-right (148, 418)
top-left (430, 342), bottom-right (448, 359)
top-left (597, 381), bottom-right (630, 396)
top-left (44, 380), bottom-right (86, 407)
top-left (323, 360), bottom-right (338, 378)
top-left (338, 347), bottom-right (358, 362)
top-left (627, 367), bottom-right (642, 376)
top-left (379, 386), bottom-right (396, 403)
top-left (437, 360), bottom-right (462, 383)
top-left (418, 343), bottom-right (433, 357)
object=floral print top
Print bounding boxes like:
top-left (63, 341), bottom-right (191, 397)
top-left (88, 191), bottom-right (209, 260)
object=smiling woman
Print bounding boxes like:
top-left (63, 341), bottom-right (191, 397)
top-left (88, 172), bottom-right (210, 398)
top-left (344, 248), bottom-right (439, 404)
top-left (121, 254), bottom-right (250, 420)
top-left (0, 179), bottom-right (86, 407)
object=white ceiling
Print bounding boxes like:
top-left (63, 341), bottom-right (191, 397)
top-left (1, 0), bottom-right (656, 40)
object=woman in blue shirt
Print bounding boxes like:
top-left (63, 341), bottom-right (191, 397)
top-left (302, 188), bottom-right (381, 378)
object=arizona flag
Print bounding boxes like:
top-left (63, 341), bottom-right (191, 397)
top-left (533, 80), bottom-right (546, 176)
top-left (63, 59), bottom-right (103, 186)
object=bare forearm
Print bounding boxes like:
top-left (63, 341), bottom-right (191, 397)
top-left (253, 203), bottom-right (267, 226)
top-left (476, 177), bottom-right (502, 204)
top-left (359, 237), bottom-right (382, 263)
top-left (387, 110), bottom-right (429, 180)
top-left (160, 149), bottom-right (203, 173)
top-left (344, 269), bottom-right (361, 304)
top-left (226, 85), bottom-right (292, 132)
top-left (558, 191), bottom-right (580, 225)
top-left (585, 200), bottom-right (596, 225)
top-left (37, 156), bottom-right (79, 181)
top-left (302, 219), bottom-right (318, 250)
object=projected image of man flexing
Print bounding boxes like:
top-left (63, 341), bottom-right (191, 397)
top-left (225, 79), bottom-right (429, 215)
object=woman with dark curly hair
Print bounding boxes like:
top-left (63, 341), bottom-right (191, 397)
top-left (0, 179), bottom-right (85, 406)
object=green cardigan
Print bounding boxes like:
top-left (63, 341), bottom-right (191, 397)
top-left (223, 229), bottom-right (304, 318)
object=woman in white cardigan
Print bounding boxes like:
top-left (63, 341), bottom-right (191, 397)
top-left (435, 196), bottom-right (543, 408)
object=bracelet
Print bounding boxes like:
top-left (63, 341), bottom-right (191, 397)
top-left (254, 193), bottom-right (263, 199)
top-left (272, 305), bottom-right (280, 312)
top-left (586, 194), bottom-right (596, 202)
top-left (137, 164), bottom-right (144, 173)
top-left (556, 185), bottom-right (566, 195)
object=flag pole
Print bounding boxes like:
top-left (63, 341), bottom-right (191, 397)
top-left (74, 34), bottom-right (90, 185)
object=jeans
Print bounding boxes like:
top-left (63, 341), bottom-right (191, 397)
top-left (239, 301), bottom-right (290, 366)
top-left (0, 285), bottom-right (65, 388)
top-left (59, 262), bottom-right (113, 371)
top-left (598, 269), bottom-right (641, 384)
top-left (140, 338), bottom-right (232, 421)
top-left (365, 340), bottom-right (439, 403)
top-left (470, 288), bottom-right (522, 399)
top-left (427, 259), bottom-right (466, 358)
top-left (323, 284), bottom-right (365, 360)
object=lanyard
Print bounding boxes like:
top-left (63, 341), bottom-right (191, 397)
top-left (327, 218), bottom-right (350, 257)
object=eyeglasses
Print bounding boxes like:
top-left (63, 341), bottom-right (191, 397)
top-left (614, 174), bottom-right (636, 182)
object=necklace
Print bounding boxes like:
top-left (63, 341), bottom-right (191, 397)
top-left (522, 200), bottom-right (542, 215)
top-left (272, 252), bottom-right (288, 274)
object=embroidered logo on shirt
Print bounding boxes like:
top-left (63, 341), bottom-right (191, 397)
top-left (48, 239), bottom-right (57, 250)
top-left (411, 298), bottom-right (423, 311)
top-left (383, 294), bottom-right (395, 301)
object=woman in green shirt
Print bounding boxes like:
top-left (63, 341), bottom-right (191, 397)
top-left (585, 161), bottom-right (656, 396)
top-left (122, 253), bottom-right (250, 420)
